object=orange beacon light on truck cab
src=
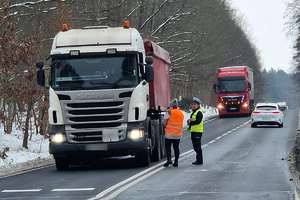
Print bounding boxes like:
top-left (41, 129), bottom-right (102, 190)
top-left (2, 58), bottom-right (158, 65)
top-left (62, 24), bottom-right (69, 31)
top-left (123, 21), bottom-right (129, 28)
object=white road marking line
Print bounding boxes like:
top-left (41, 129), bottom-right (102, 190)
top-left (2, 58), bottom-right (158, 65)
top-left (1, 121), bottom-right (251, 199)
top-left (88, 120), bottom-right (251, 200)
top-left (52, 188), bottom-right (95, 192)
top-left (184, 169), bottom-right (208, 172)
top-left (97, 167), bottom-right (164, 200)
top-left (208, 140), bottom-right (215, 144)
top-left (1, 189), bottom-right (41, 192)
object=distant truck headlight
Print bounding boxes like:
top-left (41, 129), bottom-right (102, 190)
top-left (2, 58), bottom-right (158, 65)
top-left (241, 103), bottom-right (249, 110)
top-left (217, 103), bottom-right (225, 110)
top-left (242, 103), bottom-right (248, 108)
top-left (128, 129), bottom-right (145, 140)
top-left (50, 133), bottom-right (66, 143)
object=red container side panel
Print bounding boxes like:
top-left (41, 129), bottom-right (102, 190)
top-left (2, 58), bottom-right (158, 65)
top-left (144, 40), bottom-right (171, 112)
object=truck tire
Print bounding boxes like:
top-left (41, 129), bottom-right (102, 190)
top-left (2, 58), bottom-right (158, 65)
top-left (150, 121), bottom-right (161, 162)
top-left (159, 122), bottom-right (166, 158)
top-left (55, 157), bottom-right (69, 170)
top-left (136, 150), bottom-right (150, 167)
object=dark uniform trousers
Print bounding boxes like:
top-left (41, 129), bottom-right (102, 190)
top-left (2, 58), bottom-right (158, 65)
top-left (191, 132), bottom-right (203, 163)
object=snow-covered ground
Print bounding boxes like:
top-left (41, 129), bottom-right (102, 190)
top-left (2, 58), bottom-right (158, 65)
top-left (0, 105), bottom-right (218, 177)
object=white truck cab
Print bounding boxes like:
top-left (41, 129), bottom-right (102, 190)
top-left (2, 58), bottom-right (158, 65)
top-left (36, 22), bottom-right (169, 170)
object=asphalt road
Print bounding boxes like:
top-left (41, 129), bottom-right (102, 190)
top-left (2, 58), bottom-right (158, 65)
top-left (0, 109), bottom-right (299, 200)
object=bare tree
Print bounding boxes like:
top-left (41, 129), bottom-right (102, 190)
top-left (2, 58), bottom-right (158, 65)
top-left (285, 0), bottom-right (300, 80)
top-left (0, 0), bottom-right (265, 149)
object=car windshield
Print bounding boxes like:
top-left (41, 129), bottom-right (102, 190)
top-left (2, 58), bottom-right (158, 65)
top-left (218, 76), bottom-right (245, 94)
top-left (51, 54), bottom-right (139, 90)
top-left (256, 106), bottom-right (277, 111)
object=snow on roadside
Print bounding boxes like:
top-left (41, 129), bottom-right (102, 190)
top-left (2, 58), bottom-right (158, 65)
top-left (0, 105), bottom-right (218, 177)
top-left (0, 127), bottom-right (50, 166)
top-left (0, 125), bottom-right (52, 177)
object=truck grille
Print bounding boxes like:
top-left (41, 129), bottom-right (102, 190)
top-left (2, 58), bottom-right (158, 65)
top-left (56, 90), bottom-right (132, 144)
top-left (221, 96), bottom-right (244, 113)
top-left (225, 104), bottom-right (241, 112)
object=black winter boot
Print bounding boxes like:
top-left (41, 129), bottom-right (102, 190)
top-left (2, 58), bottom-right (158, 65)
top-left (163, 160), bottom-right (172, 167)
top-left (172, 158), bottom-right (178, 167)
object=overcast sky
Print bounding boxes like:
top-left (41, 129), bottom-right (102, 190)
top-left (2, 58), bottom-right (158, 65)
top-left (229, 0), bottom-right (294, 73)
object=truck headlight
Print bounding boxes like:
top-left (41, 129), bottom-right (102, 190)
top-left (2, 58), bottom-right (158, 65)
top-left (50, 133), bottom-right (66, 143)
top-left (241, 103), bottom-right (248, 110)
top-left (128, 129), bottom-right (145, 140)
top-left (242, 103), bottom-right (248, 108)
top-left (217, 103), bottom-right (224, 110)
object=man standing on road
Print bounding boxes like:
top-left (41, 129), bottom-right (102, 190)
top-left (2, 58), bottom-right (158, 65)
top-left (162, 99), bottom-right (184, 167)
top-left (187, 97), bottom-right (204, 165)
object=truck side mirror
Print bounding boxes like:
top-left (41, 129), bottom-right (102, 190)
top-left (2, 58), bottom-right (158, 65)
top-left (145, 56), bottom-right (153, 65)
top-left (248, 82), bottom-right (251, 91)
top-left (36, 60), bottom-right (43, 69)
top-left (213, 83), bottom-right (217, 94)
top-left (145, 64), bottom-right (154, 82)
top-left (36, 60), bottom-right (45, 87)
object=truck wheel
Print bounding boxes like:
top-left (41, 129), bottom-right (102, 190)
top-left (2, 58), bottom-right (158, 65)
top-left (151, 121), bottom-right (161, 162)
top-left (160, 124), bottom-right (166, 158)
top-left (55, 157), bottom-right (69, 170)
top-left (136, 150), bottom-right (150, 167)
top-left (158, 117), bottom-right (166, 158)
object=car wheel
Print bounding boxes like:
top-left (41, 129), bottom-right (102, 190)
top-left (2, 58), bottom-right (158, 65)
top-left (251, 123), bottom-right (257, 128)
top-left (278, 123), bottom-right (283, 128)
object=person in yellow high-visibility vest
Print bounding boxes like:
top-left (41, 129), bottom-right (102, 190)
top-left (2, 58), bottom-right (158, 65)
top-left (187, 97), bottom-right (204, 165)
top-left (162, 99), bottom-right (184, 167)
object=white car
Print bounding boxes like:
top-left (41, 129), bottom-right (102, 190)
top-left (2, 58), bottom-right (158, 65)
top-left (251, 103), bottom-right (283, 128)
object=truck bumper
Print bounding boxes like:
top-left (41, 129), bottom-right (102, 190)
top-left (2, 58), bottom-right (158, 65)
top-left (218, 103), bottom-right (250, 116)
top-left (218, 109), bottom-right (249, 116)
top-left (49, 138), bottom-right (149, 160)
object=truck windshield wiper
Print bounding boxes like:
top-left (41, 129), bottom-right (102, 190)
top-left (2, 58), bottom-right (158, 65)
top-left (89, 81), bottom-right (119, 88)
top-left (54, 86), bottom-right (87, 90)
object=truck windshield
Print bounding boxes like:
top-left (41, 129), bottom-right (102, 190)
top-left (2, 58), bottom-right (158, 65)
top-left (218, 77), bottom-right (245, 94)
top-left (51, 54), bottom-right (139, 90)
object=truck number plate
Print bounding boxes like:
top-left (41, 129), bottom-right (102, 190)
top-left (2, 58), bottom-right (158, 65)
top-left (102, 129), bottom-right (119, 142)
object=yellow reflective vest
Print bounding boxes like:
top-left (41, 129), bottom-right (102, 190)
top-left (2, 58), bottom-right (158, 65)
top-left (187, 109), bottom-right (203, 132)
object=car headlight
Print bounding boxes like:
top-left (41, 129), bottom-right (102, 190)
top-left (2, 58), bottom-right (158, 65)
top-left (50, 133), bottom-right (66, 143)
top-left (128, 129), bottom-right (145, 140)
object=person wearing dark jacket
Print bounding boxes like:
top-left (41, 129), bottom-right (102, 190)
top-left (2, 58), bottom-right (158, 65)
top-left (187, 97), bottom-right (204, 165)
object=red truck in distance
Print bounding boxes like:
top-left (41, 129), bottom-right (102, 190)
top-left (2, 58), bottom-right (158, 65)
top-left (213, 66), bottom-right (254, 117)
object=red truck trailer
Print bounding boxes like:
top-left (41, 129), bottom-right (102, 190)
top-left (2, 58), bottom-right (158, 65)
top-left (144, 39), bottom-right (171, 112)
top-left (36, 22), bottom-right (170, 169)
top-left (213, 66), bottom-right (254, 117)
